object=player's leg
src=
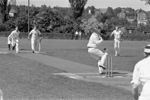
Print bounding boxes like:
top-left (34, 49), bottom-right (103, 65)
top-left (11, 39), bottom-right (16, 51)
top-left (114, 40), bottom-right (118, 56)
top-left (97, 49), bottom-right (108, 70)
top-left (38, 38), bottom-right (42, 52)
top-left (35, 39), bottom-right (38, 52)
top-left (7, 38), bottom-right (11, 51)
top-left (8, 44), bottom-right (11, 51)
top-left (88, 48), bottom-right (107, 74)
top-left (117, 41), bottom-right (121, 56)
top-left (15, 39), bottom-right (19, 53)
top-left (38, 42), bottom-right (41, 52)
top-left (31, 38), bottom-right (35, 53)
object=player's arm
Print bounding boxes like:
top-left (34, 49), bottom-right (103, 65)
top-left (110, 31), bottom-right (114, 37)
top-left (38, 30), bottom-right (42, 37)
top-left (28, 30), bottom-right (32, 39)
top-left (94, 34), bottom-right (103, 44)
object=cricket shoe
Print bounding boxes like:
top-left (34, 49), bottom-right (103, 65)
top-left (115, 53), bottom-right (120, 56)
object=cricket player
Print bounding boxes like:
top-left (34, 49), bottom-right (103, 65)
top-left (110, 26), bottom-right (123, 56)
top-left (7, 26), bottom-right (20, 53)
top-left (87, 27), bottom-right (108, 74)
top-left (28, 25), bottom-right (42, 53)
top-left (131, 44), bottom-right (150, 100)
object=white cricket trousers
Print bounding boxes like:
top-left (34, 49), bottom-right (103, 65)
top-left (88, 48), bottom-right (108, 67)
top-left (114, 39), bottom-right (121, 55)
top-left (12, 39), bottom-right (19, 53)
top-left (15, 39), bottom-right (19, 53)
top-left (31, 38), bottom-right (38, 52)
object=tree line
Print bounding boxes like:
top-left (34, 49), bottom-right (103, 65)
top-left (0, 0), bottom-right (150, 40)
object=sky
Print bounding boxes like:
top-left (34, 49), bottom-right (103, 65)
top-left (16, 0), bottom-right (150, 11)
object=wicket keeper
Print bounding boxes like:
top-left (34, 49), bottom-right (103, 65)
top-left (131, 44), bottom-right (150, 100)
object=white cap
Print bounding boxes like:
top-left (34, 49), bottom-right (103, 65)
top-left (144, 44), bottom-right (150, 54)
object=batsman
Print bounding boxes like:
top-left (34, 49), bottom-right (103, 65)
top-left (87, 27), bottom-right (108, 74)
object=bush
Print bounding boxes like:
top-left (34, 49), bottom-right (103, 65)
top-left (0, 24), bottom-right (7, 32)
top-left (122, 31), bottom-right (150, 40)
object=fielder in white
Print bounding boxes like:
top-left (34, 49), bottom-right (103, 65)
top-left (131, 44), bottom-right (150, 100)
top-left (7, 26), bottom-right (20, 53)
top-left (110, 26), bottom-right (123, 56)
top-left (28, 25), bottom-right (42, 53)
top-left (87, 28), bottom-right (108, 74)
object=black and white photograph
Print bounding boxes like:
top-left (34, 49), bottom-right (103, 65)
top-left (0, 0), bottom-right (149, 100)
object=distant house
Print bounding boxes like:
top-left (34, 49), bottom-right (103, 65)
top-left (88, 9), bottom-right (91, 14)
top-left (8, 0), bottom-right (17, 17)
top-left (146, 11), bottom-right (150, 23)
top-left (9, 8), bottom-right (17, 17)
top-left (137, 10), bottom-right (148, 25)
top-left (126, 26), bottom-right (136, 34)
top-left (117, 9), bottom-right (126, 19)
top-left (126, 13), bottom-right (136, 23)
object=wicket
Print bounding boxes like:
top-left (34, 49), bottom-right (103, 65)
top-left (105, 55), bottom-right (113, 77)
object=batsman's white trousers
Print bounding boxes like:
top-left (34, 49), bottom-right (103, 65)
top-left (88, 48), bottom-right (108, 66)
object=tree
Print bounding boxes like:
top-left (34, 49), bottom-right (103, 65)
top-left (141, 0), bottom-right (150, 4)
top-left (0, 0), bottom-right (8, 23)
top-left (81, 15), bottom-right (103, 34)
top-left (105, 7), bottom-right (115, 19)
top-left (114, 7), bottom-right (122, 16)
top-left (69, 0), bottom-right (87, 20)
top-left (96, 13), bottom-right (107, 23)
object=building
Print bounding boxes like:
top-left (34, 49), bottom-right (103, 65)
top-left (126, 13), bottom-right (136, 23)
top-left (8, 0), bottom-right (17, 17)
top-left (137, 10), bottom-right (148, 25)
top-left (9, 8), bottom-right (17, 17)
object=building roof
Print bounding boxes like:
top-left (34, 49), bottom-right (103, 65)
top-left (9, 8), bottom-right (17, 13)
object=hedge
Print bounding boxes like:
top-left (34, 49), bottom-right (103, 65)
top-left (1, 31), bottom-right (150, 40)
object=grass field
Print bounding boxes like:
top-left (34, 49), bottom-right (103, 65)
top-left (20, 38), bottom-right (148, 72)
top-left (0, 37), bottom-right (148, 100)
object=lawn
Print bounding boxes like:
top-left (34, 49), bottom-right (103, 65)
top-left (0, 37), bottom-right (147, 100)
top-left (20, 38), bottom-right (148, 72)
top-left (0, 50), bottom-right (132, 100)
